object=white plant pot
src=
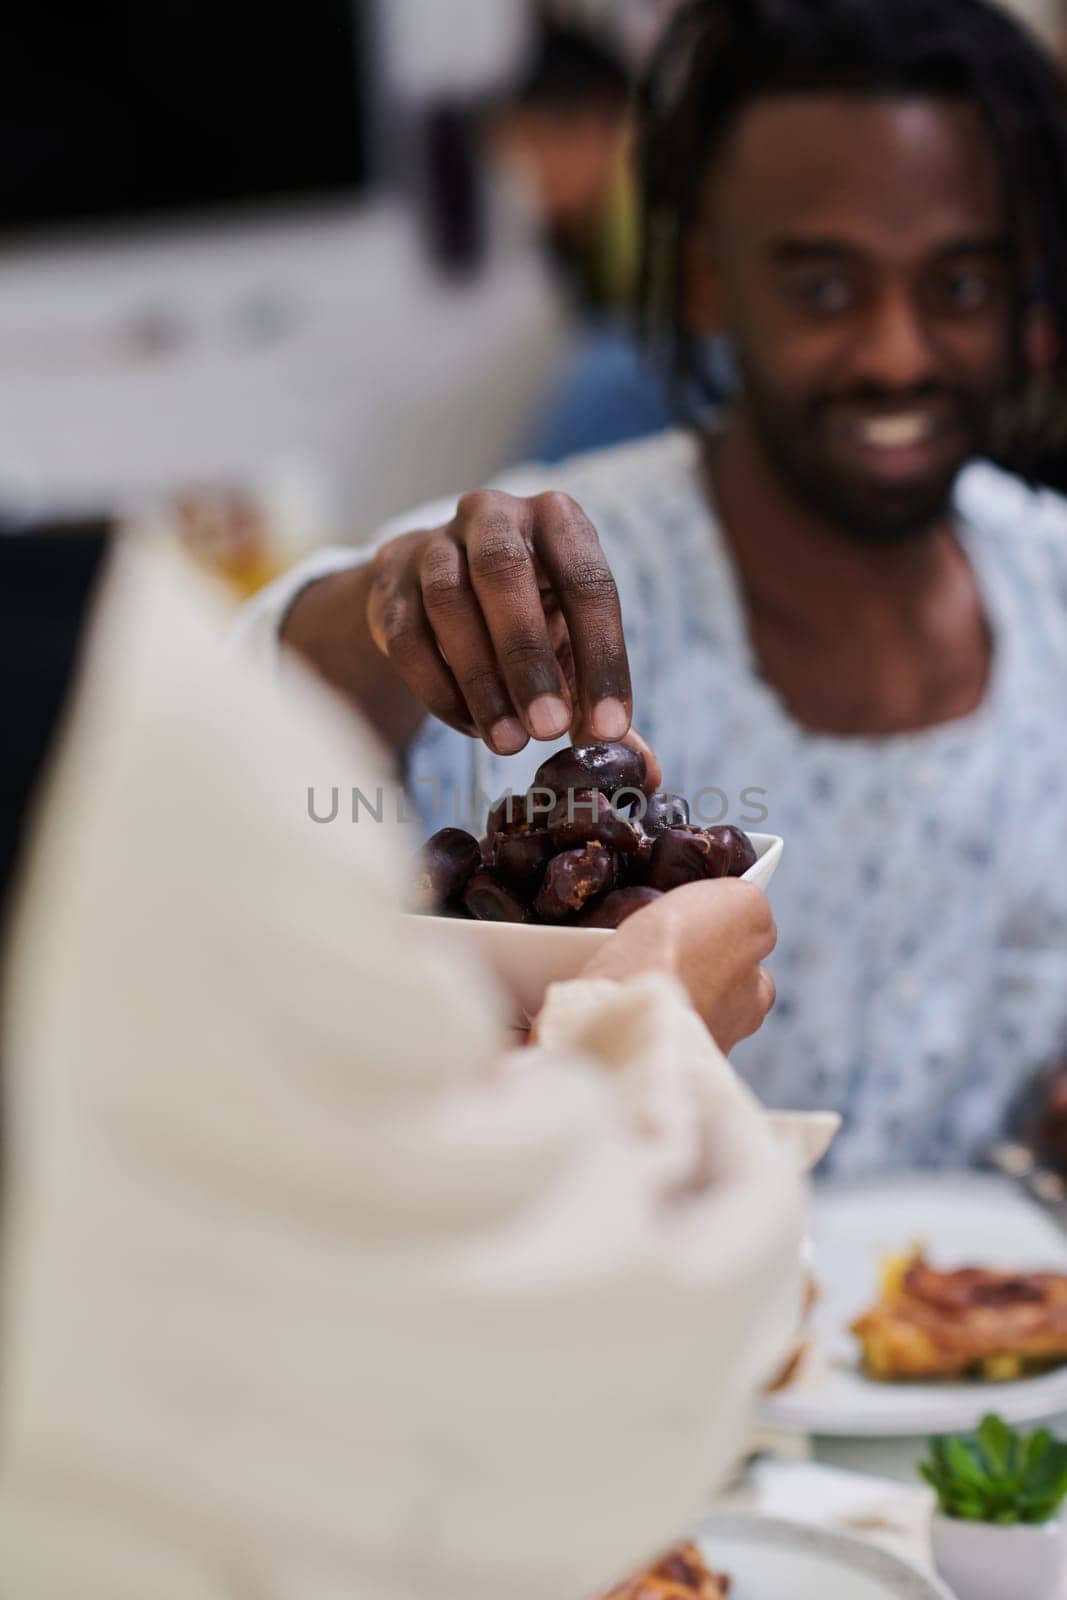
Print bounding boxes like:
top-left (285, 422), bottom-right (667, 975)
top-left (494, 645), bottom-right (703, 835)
top-left (932, 1511), bottom-right (1065, 1600)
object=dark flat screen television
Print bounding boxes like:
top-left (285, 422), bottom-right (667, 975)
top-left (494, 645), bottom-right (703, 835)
top-left (0, 3), bottom-right (368, 236)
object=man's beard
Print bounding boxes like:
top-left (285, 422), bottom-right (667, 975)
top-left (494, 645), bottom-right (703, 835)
top-left (741, 376), bottom-right (992, 546)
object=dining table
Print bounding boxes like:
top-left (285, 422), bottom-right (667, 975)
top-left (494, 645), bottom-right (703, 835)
top-left (709, 1165), bottom-right (1067, 1596)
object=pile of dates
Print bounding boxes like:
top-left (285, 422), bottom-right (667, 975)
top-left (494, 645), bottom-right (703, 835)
top-left (413, 743), bottom-right (758, 930)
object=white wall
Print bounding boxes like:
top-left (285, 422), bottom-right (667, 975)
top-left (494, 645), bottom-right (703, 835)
top-left (0, 202), bottom-right (568, 539)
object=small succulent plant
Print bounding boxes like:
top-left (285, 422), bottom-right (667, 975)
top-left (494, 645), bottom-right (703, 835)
top-left (920, 1414), bottom-right (1067, 1526)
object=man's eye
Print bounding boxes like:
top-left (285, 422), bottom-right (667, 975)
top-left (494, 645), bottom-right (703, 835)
top-left (939, 270), bottom-right (996, 313)
top-left (795, 275), bottom-right (855, 315)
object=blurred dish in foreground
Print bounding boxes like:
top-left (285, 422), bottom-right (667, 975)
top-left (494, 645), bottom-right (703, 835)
top-left (603, 1541), bottom-right (729, 1600)
top-left (693, 1514), bottom-right (952, 1599)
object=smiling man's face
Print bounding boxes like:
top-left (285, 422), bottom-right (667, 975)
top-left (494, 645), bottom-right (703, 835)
top-left (695, 95), bottom-right (1017, 541)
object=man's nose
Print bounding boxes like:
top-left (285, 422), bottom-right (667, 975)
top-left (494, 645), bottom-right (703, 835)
top-left (858, 287), bottom-right (938, 391)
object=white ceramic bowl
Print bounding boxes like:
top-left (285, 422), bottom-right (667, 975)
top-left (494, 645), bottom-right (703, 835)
top-left (931, 1512), bottom-right (1065, 1600)
top-left (406, 833), bottom-right (783, 1021)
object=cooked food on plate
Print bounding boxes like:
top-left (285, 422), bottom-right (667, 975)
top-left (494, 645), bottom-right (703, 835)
top-left (603, 1541), bottom-right (730, 1600)
top-left (852, 1251), bottom-right (1067, 1381)
top-left (413, 742), bottom-right (758, 926)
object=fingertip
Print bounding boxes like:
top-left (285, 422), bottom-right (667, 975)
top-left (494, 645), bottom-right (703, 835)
top-left (527, 695), bottom-right (571, 741)
top-left (622, 727), bottom-right (663, 791)
top-left (489, 717), bottom-right (529, 756)
top-left (590, 697), bottom-right (630, 742)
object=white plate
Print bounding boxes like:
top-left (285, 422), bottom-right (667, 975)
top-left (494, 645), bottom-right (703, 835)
top-left (406, 833), bottom-right (783, 1019)
top-left (761, 1172), bottom-right (1067, 1438)
top-left (697, 1513), bottom-right (952, 1599)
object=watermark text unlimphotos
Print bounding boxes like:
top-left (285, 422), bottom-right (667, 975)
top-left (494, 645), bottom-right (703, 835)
top-left (306, 781), bottom-right (770, 831)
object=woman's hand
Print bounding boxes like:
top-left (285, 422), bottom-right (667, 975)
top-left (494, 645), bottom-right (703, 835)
top-left (578, 879), bottom-right (777, 1053)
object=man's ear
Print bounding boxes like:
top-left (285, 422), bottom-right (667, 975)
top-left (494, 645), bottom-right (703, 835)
top-left (681, 229), bottom-right (725, 338)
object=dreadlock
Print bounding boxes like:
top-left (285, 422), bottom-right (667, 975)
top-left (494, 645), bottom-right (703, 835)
top-left (637, 0), bottom-right (1067, 472)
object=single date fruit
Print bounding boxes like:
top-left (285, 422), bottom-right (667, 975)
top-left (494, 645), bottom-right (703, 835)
top-left (704, 825), bottom-right (758, 878)
top-left (534, 843), bottom-right (618, 922)
top-left (413, 829), bottom-right (482, 911)
top-left (547, 790), bottom-right (645, 856)
top-left (641, 792), bottom-right (691, 836)
top-left (648, 826), bottom-right (733, 892)
top-left (487, 791), bottom-right (547, 838)
top-left (492, 828), bottom-right (557, 893)
top-left (622, 826), bottom-right (656, 886)
top-left (463, 871), bottom-right (530, 923)
top-left (534, 742), bottom-right (646, 803)
top-left (578, 886), bottom-right (664, 929)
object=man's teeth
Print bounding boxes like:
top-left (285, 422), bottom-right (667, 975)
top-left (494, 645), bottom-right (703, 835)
top-left (855, 414), bottom-right (935, 449)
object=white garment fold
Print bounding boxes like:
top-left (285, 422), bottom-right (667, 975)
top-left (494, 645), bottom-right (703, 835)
top-left (0, 538), bottom-right (802, 1600)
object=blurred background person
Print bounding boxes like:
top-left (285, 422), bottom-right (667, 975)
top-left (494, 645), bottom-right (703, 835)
top-left (488, 11), bottom-right (633, 312)
top-left (494, 5), bottom-right (690, 462)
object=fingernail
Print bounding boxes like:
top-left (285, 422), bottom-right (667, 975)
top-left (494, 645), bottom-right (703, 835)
top-left (490, 717), bottom-right (528, 755)
top-left (592, 698), bottom-right (629, 741)
top-left (527, 695), bottom-right (570, 740)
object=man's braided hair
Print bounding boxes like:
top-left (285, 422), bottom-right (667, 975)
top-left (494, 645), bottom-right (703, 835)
top-left (636, 0), bottom-right (1067, 471)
